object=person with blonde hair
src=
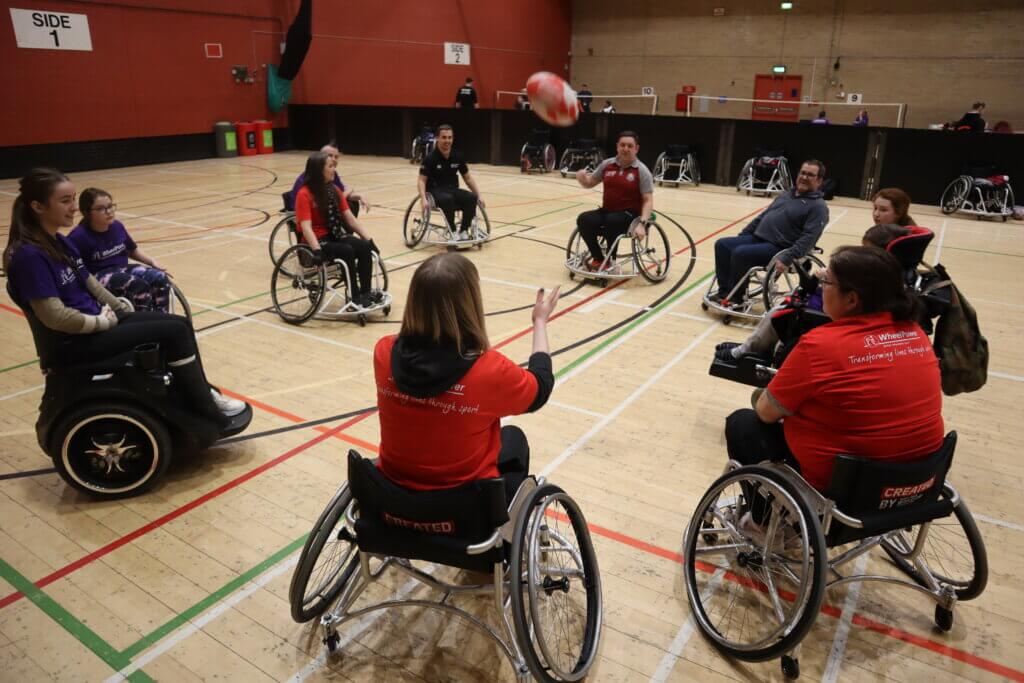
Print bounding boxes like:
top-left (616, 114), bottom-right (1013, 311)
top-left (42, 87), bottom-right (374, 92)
top-left (374, 253), bottom-right (558, 496)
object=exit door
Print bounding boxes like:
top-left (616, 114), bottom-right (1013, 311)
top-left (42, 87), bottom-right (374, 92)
top-left (752, 75), bottom-right (802, 122)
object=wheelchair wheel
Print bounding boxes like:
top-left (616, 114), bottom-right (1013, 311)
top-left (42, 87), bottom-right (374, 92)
top-left (289, 483), bottom-right (360, 623)
top-left (474, 202), bottom-right (491, 244)
top-left (762, 253), bottom-right (826, 311)
top-left (510, 483), bottom-right (602, 683)
top-left (51, 402), bottom-right (172, 499)
top-left (167, 281), bottom-right (193, 320)
top-left (996, 185), bottom-right (1014, 218)
top-left (653, 152), bottom-right (667, 185)
top-left (940, 177), bottom-right (971, 214)
top-left (271, 245), bottom-right (325, 325)
top-left (691, 155), bottom-right (702, 186)
top-left (632, 222), bottom-right (671, 283)
top-left (565, 227), bottom-right (589, 271)
top-left (736, 159), bottom-right (753, 192)
top-left (269, 214), bottom-right (299, 267)
top-left (543, 144), bottom-right (557, 172)
top-left (402, 196), bottom-right (430, 247)
top-left (880, 494), bottom-right (988, 601)
top-left (683, 465), bottom-right (827, 662)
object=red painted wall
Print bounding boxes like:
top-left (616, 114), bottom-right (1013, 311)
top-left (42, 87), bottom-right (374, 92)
top-left (2, 0), bottom-right (571, 147)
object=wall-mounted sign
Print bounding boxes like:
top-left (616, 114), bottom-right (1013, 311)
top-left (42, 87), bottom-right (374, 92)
top-left (847, 92), bottom-right (863, 104)
top-left (10, 8), bottom-right (92, 51)
top-left (444, 42), bottom-right (471, 65)
top-left (713, 7), bottom-right (727, 15)
top-left (641, 86), bottom-right (655, 96)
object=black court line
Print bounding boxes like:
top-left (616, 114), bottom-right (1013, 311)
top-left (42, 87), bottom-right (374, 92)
top-left (216, 406), bottom-right (377, 446)
top-left (0, 467), bottom-right (57, 481)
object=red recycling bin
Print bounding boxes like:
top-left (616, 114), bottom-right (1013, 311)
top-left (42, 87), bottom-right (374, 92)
top-left (254, 120), bottom-right (274, 154)
top-left (235, 121), bottom-right (259, 156)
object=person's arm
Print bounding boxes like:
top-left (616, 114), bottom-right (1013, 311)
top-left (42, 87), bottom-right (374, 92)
top-left (29, 297), bottom-right (118, 334)
top-left (758, 338), bottom-right (814, 423)
top-left (576, 158), bottom-right (609, 189)
top-left (417, 173), bottom-right (429, 206)
top-left (755, 388), bottom-right (789, 423)
top-left (462, 170), bottom-right (484, 207)
top-left (775, 203), bottom-right (829, 266)
top-left (85, 275), bottom-right (132, 313)
top-left (524, 286), bottom-right (559, 412)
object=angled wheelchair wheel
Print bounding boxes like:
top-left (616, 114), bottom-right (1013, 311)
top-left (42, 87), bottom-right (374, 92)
top-left (543, 144), bottom-right (557, 172)
top-left (633, 222), bottom-right (671, 283)
top-left (51, 402), bottom-right (173, 499)
top-left (402, 196), bottom-right (430, 247)
top-left (995, 185), bottom-right (1014, 218)
top-left (880, 493), bottom-right (988, 601)
top-left (474, 202), bottom-right (491, 245)
top-left (565, 227), bottom-right (589, 272)
top-left (510, 483), bottom-right (602, 683)
top-left (653, 152), bottom-right (667, 185)
top-left (271, 245), bottom-right (325, 325)
top-left (269, 214), bottom-right (299, 268)
top-left (941, 177), bottom-right (971, 215)
top-left (683, 465), bottom-right (827, 662)
top-left (167, 281), bottom-right (193, 320)
top-left (289, 484), bottom-right (360, 623)
top-left (691, 155), bottom-right (702, 186)
top-left (762, 253), bottom-right (827, 311)
top-left (736, 159), bottom-right (753, 191)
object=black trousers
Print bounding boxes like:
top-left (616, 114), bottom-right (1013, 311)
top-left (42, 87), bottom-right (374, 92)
top-left (56, 311), bottom-right (196, 364)
top-left (432, 188), bottom-right (477, 232)
top-left (577, 208), bottom-right (635, 262)
top-left (725, 408), bottom-right (801, 524)
top-left (497, 425), bottom-right (530, 502)
top-left (322, 235), bottom-right (373, 294)
top-left (347, 199), bottom-right (360, 218)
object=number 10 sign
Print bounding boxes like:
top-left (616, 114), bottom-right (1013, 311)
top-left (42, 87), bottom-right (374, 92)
top-left (10, 7), bottom-right (93, 51)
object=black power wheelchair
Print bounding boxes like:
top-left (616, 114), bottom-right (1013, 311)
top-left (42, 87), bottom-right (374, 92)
top-left (288, 450), bottom-right (603, 682)
top-left (520, 129), bottom-right (557, 174)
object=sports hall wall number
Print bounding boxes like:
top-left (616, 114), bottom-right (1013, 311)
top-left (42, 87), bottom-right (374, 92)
top-left (444, 42), bottom-right (471, 65)
top-left (9, 8), bottom-right (93, 51)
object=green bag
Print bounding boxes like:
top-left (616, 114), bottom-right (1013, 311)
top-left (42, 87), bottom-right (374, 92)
top-left (267, 63), bottom-right (292, 113)
top-left (925, 263), bottom-right (989, 395)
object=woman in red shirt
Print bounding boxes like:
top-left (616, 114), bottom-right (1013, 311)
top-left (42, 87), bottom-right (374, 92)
top-left (294, 152), bottom-right (380, 307)
top-left (726, 245), bottom-right (944, 500)
top-left (375, 253), bottom-right (559, 496)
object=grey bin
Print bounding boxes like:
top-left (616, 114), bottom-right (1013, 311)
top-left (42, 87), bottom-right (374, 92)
top-left (214, 121), bottom-right (238, 157)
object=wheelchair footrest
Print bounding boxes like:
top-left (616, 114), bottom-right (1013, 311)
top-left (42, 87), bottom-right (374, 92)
top-left (708, 353), bottom-right (773, 388)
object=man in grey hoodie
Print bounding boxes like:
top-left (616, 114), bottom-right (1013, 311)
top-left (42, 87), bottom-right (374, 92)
top-left (713, 159), bottom-right (829, 304)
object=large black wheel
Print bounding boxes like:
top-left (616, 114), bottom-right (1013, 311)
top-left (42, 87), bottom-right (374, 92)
top-left (166, 281), bottom-right (193, 321)
top-left (881, 492), bottom-right (988, 601)
top-left (683, 465), bottom-right (827, 662)
top-left (474, 201), bottom-right (491, 242)
top-left (633, 221), bottom-right (672, 283)
top-left (691, 155), bottom-right (702, 186)
top-left (565, 227), bottom-right (589, 272)
top-left (543, 144), bottom-right (557, 172)
top-left (510, 483), bottom-right (602, 683)
top-left (762, 253), bottom-right (827, 312)
top-left (736, 159), bottom-right (753, 191)
top-left (269, 215), bottom-right (299, 267)
top-left (271, 245), bottom-right (325, 325)
top-left (289, 484), bottom-right (360, 623)
top-left (941, 177), bottom-right (971, 215)
top-left (653, 152), bottom-right (668, 184)
top-left (402, 196), bottom-right (430, 248)
top-left (50, 403), bottom-right (172, 499)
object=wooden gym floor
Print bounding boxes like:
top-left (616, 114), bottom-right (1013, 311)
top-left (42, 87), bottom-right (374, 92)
top-left (0, 152), bottom-right (1022, 682)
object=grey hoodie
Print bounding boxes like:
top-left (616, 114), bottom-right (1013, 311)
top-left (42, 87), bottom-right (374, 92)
top-left (740, 188), bottom-right (829, 265)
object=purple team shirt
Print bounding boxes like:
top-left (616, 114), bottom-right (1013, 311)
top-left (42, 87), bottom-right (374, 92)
top-left (9, 234), bottom-right (101, 315)
top-left (68, 220), bottom-right (137, 272)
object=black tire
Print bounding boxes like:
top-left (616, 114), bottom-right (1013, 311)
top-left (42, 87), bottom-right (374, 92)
top-left (633, 222), bottom-right (672, 283)
top-left (762, 253), bottom-right (827, 312)
top-left (683, 465), bottom-right (827, 662)
top-left (289, 484), bottom-right (359, 623)
top-left (935, 605), bottom-right (954, 632)
top-left (565, 227), bottom-right (588, 272)
top-left (692, 156), bottom-right (702, 186)
top-left (50, 402), bottom-right (172, 499)
top-left (940, 177), bottom-right (970, 215)
top-left (510, 484), bottom-right (602, 683)
top-left (269, 215), bottom-right (298, 268)
top-left (653, 152), bottom-right (667, 183)
top-left (402, 197), bottom-right (429, 248)
top-left (167, 281), bottom-right (193, 321)
top-left (544, 144), bottom-right (556, 171)
top-left (880, 494), bottom-right (988, 601)
top-left (737, 159), bottom-right (753, 191)
top-left (271, 245), bottom-right (324, 325)
top-left (475, 202), bottom-right (491, 242)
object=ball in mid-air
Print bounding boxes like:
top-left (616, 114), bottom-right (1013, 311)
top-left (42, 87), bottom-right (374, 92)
top-left (526, 72), bottom-right (579, 127)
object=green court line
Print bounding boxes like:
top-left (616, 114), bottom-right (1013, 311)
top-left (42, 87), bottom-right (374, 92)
top-left (0, 358), bottom-right (38, 374)
top-left (191, 289), bottom-right (271, 318)
top-left (119, 534), bottom-right (307, 659)
top-left (0, 557), bottom-right (155, 682)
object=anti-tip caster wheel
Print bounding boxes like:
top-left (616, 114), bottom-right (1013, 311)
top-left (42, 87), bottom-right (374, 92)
top-left (382, 305), bottom-right (391, 316)
top-left (935, 605), bottom-right (954, 632)
top-left (325, 632), bottom-right (341, 653)
top-left (781, 655), bottom-right (800, 679)
top-left (358, 314), bottom-right (367, 327)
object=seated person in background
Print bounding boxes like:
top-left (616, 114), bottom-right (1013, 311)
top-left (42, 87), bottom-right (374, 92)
top-left (515, 91), bottom-right (531, 111)
top-left (374, 253), bottom-right (558, 497)
top-left (289, 143), bottom-right (367, 217)
top-left (418, 124), bottom-right (486, 240)
top-left (601, 101), bottom-right (616, 113)
top-left (952, 101), bottom-right (986, 132)
top-left (992, 120), bottom-right (1013, 134)
top-left (715, 223), bottom-right (911, 361)
top-left (725, 245), bottom-right (944, 501)
top-left (713, 159), bottom-right (830, 304)
top-left (295, 152), bottom-right (381, 307)
top-left (852, 109), bottom-right (869, 127)
top-left (4, 168), bottom-right (243, 422)
top-left (811, 110), bottom-right (830, 125)
top-left (871, 187), bottom-right (915, 227)
top-left (68, 188), bottom-right (172, 312)
top-left (574, 130), bottom-right (654, 271)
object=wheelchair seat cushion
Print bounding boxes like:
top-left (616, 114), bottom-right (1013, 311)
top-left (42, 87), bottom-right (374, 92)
top-left (347, 451), bottom-right (509, 572)
top-left (824, 432), bottom-right (956, 546)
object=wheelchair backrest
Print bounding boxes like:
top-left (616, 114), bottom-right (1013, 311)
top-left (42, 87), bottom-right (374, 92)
top-left (824, 432), bottom-right (957, 545)
top-left (886, 226), bottom-right (933, 272)
top-left (665, 144), bottom-right (691, 158)
top-left (965, 164), bottom-right (997, 179)
top-left (528, 129), bottom-right (550, 146)
top-left (574, 138), bottom-right (598, 151)
top-left (347, 450), bottom-right (510, 570)
top-left (754, 147), bottom-right (784, 159)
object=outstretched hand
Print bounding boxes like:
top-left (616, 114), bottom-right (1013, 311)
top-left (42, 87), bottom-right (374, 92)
top-left (532, 285), bottom-right (560, 324)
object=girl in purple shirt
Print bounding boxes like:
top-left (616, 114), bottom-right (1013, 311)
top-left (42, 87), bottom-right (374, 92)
top-left (3, 168), bottom-right (245, 425)
top-left (68, 188), bottom-right (172, 312)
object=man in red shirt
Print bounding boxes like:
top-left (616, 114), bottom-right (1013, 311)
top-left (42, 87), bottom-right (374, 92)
top-left (574, 131), bottom-right (654, 271)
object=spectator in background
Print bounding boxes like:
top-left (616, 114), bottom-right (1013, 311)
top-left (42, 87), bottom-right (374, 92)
top-left (455, 77), bottom-right (479, 109)
top-left (853, 109), bottom-right (869, 127)
top-left (601, 100), bottom-right (616, 114)
top-left (811, 110), bottom-right (831, 125)
top-left (992, 120), bottom-right (1012, 134)
top-left (577, 84), bottom-right (593, 113)
top-left (953, 102), bottom-right (986, 132)
top-left (516, 90), bottom-right (531, 111)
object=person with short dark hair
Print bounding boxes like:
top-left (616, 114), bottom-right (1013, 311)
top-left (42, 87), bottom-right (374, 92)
top-left (454, 77), bottom-right (479, 109)
top-left (953, 102), bottom-right (986, 132)
top-left (577, 84), bottom-right (593, 113)
top-left (573, 131), bottom-right (654, 271)
top-left (712, 160), bottom-right (829, 304)
top-left (418, 125), bottom-right (485, 240)
top-left (811, 110), bottom-right (830, 125)
top-left (601, 100), bottom-right (615, 113)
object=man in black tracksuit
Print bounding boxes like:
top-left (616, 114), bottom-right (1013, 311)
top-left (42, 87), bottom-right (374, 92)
top-left (454, 77), bottom-right (479, 109)
top-left (419, 125), bottom-right (486, 239)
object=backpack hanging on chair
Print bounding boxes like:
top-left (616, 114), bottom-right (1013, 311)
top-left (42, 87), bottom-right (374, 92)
top-left (922, 263), bottom-right (989, 395)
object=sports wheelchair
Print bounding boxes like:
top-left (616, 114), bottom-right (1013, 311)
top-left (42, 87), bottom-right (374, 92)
top-left (559, 139), bottom-right (603, 178)
top-left (520, 129), bottom-right (557, 174)
top-left (410, 127), bottom-right (437, 165)
top-left (565, 212), bottom-right (694, 287)
top-left (701, 249), bottom-right (826, 325)
top-left (652, 144), bottom-right (701, 187)
top-left (288, 450), bottom-right (603, 682)
top-left (402, 192), bottom-right (491, 250)
top-left (737, 149), bottom-right (792, 196)
top-left (682, 430), bottom-right (986, 679)
top-left (270, 216), bottom-right (391, 326)
top-left (4, 281), bottom-right (252, 499)
top-left (940, 165), bottom-right (1015, 221)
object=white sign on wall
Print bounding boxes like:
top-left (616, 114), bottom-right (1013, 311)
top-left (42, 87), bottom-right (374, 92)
top-left (847, 92), bottom-right (863, 104)
top-left (444, 42), bottom-right (470, 65)
top-left (10, 8), bottom-right (92, 51)
top-left (641, 86), bottom-right (655, 96)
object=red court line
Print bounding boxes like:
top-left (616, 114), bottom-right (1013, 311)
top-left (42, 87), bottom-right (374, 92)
top-left (0, 303), bottom-right (25, 317)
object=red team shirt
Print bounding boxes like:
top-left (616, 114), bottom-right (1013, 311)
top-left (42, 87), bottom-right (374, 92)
top-left (374, 335), bottom-right (540, 490)
top-left (593, 158), bottom-right (652, 213)
top-left (767, 312), bottom-right (945, 490)
top-left (294, 185), bottom-right (350, 241)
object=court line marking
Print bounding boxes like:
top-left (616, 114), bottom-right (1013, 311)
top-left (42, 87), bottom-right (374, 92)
top-left (974, 514), bottom-right (1024, 533)
top-left (990, 371), bottom-right (1023, 383)
top-left (648, 567), bottom-right (726, 683)
top-left (933, 218), bottom-right (948, 263)
top-left (822, 553), bottom-right (870, 683)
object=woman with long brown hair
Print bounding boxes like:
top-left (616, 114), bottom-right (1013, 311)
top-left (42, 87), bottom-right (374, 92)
top-left (374, 253), bottom-right (558, 495)
top-left (871, 188), bottom-right (915, 226)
